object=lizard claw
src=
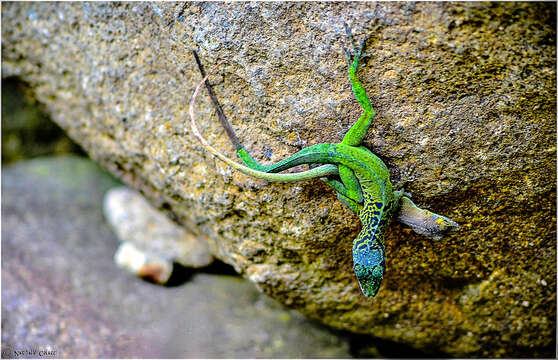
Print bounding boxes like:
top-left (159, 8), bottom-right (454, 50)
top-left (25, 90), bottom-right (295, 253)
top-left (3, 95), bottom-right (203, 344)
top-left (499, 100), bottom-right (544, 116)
top-left (344, 21), bottom-right (353, 43)
top-left (343, 22), bottom-right (368, 68)
top-left (343, 46), bottom-right (351, 63)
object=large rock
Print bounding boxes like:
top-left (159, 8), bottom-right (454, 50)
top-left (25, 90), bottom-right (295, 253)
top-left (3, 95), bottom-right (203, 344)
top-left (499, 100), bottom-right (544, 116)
top-left (2, 3), bottom-right (555, 357)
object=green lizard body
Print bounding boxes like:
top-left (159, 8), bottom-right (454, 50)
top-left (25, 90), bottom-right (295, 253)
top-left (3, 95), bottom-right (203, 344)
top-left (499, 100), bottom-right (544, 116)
top-left (189, 27), bottom-right (458, 298)
top-left (238, 141), bottom-right (398, 298)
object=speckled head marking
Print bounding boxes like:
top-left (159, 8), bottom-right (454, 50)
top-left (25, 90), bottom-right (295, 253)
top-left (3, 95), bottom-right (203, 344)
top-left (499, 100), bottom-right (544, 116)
top-left (353, 238), bottom-right (386, 297)
top-left (354, 262), bottom-right (385, 298)
top-left (351, 191), bottom-right (392, 297)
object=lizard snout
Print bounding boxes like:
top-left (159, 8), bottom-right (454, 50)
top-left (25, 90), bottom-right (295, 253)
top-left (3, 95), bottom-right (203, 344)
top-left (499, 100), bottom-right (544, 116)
top-left (353, 262), bottom-right (385, 298)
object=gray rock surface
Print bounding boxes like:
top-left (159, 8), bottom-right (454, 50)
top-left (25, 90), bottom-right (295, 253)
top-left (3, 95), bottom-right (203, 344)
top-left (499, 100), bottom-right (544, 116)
top-left (1, 156), bottom-right (352, 358)
top-left (2, 3), bottom-right (556, 357)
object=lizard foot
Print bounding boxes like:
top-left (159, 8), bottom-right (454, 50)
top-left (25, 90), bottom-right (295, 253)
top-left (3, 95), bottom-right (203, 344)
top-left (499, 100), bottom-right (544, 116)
top-left (393, 164), bottom-right (417, 197)
top-left (343, 22), bottom-right (369, 68)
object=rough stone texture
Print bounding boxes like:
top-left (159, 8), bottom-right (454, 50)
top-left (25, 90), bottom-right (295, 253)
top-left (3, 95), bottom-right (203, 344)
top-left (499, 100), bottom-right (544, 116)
top-left (2, 2), bottom-right (556, 357)
top-left (1, 156), bottom-right (353, 358)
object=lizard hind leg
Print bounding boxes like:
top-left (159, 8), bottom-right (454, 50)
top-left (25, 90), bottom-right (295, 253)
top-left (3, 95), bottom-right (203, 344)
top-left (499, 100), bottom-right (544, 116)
top-left (343, 22), bottom-right (369, 73)
top-left (341, 24), bottom-right (375, 147)
top-left (339, 165), bottom-right (363, 204)
top-left (337, 191), bottom-right (363, 214)
top-left (321, 177), bottom-right (363, 213)
top-left (321, 165), bottom-right (364, 213)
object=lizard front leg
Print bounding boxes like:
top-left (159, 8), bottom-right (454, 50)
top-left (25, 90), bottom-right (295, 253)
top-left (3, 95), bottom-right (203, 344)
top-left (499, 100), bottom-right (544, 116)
top-left (395, 193), bottom-right (460, 240)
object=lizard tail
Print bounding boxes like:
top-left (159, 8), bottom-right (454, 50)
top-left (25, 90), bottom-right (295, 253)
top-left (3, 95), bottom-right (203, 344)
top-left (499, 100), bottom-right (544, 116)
top-left (192, 51), bottom-right (243, 151)
top-left (188, 56), bottom-right (339, 183)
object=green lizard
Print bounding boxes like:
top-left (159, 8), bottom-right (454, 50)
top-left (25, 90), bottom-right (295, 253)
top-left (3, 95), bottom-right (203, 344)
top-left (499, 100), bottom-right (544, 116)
top-left (188, 27), bottom-right (458, 298)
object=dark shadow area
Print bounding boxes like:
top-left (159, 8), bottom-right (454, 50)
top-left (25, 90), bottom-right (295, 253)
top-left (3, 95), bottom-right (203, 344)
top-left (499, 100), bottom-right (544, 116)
top-left (201, 258), bottom-right (240, 276)
top-left (2, 77), bottom-right (86, 164)
top-left (164, 260), bottom-right (240, 287)
top-left (344, 331), bottom-right (450, 358)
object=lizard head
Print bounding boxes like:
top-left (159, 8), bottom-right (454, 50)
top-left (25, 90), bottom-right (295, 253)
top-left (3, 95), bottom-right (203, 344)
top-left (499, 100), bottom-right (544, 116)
top-left (353, 261), bottom-right (385, 298)
top-left (353, 244), bottom-right (385, 298)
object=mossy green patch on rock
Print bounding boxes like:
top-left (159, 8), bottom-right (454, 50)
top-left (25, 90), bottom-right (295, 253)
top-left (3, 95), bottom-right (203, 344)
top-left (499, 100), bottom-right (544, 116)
top-left (2, 2), bottom-right (555, 357)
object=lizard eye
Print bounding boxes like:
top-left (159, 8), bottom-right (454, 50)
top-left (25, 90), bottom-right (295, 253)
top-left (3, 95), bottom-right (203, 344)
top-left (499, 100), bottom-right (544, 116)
top-left (372, 264), bottom-right (384, 278)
